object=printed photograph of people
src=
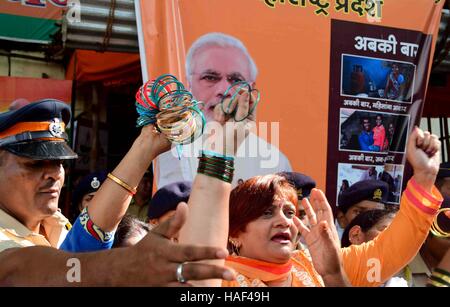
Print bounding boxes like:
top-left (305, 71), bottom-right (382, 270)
top-left (339, 108), bottom-right (409, 153)
top-left (337, 163), bottom-right (404, 204)
top-left (341, 54), bottom-right (416, 103)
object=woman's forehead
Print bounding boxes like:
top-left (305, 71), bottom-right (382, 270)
top-left (272, 197), bottom-right (295, 208)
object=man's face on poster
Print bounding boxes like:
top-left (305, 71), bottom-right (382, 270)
top-left (189, 45), bottom-right (253, 122)
top-left (363, 119), bottom-right (371, 131)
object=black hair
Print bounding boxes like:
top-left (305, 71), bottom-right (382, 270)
top-left (112, 215), bottom-right (150, 248)
top-left (340, 180), bottom-right (350, 192)
top-left (361, 117), bottom-right (370, 125)
top-left (341, 207), bottom-right (398, 248)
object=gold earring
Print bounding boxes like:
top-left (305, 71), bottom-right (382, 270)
top-left (228, 238), bottom-right (241, 256)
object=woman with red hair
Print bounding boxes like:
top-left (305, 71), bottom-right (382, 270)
top-left (223, 175), bottom-right (346, 287)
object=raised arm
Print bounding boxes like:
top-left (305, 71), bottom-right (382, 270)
top-left (86, 125), bottom-right (170, 232)
top-left (178, 91), bottom-right (254, 286)
top-left (342, 127), bottom-right (443, 286)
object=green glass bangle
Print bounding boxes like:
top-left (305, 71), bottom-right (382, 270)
top-left (197, 163), bottom-right (234, 176)
top-left (198, 161), bottom-right (235, 173)
top-left (198, 158), bottom-right (234, 169)
top-left (197, 154), bottom-right (234, 184)
top-left (198, 156), bottom-right (234, 169)
top-left (198, 167), bottom-right (234, 180)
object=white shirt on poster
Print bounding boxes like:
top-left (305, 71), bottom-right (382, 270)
top-left (155, 132), bottom-right (292, 188)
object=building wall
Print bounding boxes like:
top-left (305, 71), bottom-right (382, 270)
top-left (0, 51), bottom-right (65, 79)
top-left (0, 51), bottom-right (93, 119)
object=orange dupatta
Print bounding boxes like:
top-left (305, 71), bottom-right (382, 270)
top-left (222, 250), bottom-right (324, 287)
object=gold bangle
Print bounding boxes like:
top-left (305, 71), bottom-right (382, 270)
top-left (431, 208), bottom-right (450, 237)
top-left (430, 222), bottom-right (449, 238)
top-left (107, 173), bottom-right (137, 195)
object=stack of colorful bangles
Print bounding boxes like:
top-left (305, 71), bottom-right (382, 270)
top-left (135, 74), bottom-right (205, 145)
top-left (197, 150), bottom-right (235, 183)
top-left (430, 208), bottom-right (450, 238)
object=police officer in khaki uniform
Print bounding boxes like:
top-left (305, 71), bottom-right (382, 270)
top-left (0, 99), bottom-right (234, 286)
top-left (0, 99), bottom-right (77, 250)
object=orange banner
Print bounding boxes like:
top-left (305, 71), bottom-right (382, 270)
top-left (138, 0), bottom-right (444, 197)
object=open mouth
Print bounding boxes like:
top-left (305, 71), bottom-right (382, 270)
top-left (271, 232), bottom-right (292, 244)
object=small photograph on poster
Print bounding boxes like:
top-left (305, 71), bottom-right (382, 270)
top-left (341, 54), bottom-right (416, 103)
top-left (339, 108), bottom-right (409, 153)
top-left (337, 163), bottom-right (404, 204)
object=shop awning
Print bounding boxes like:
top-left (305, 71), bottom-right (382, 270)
top-left (0, 1), bottom-right (64, 44)
top-left (62, 0), bottom-right (138, 53)
top-left (65, 49), bottom-right (141, 84)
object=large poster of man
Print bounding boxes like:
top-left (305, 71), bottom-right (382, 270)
top-left (136, 0), bottom-right (444, 197)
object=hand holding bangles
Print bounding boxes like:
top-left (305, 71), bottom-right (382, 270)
top-left (220, 81), bottom-right (260, 122)
top-left (206, 82), bottom-right (259, 157)
top-left (135, 74), bottom-right (205, 145)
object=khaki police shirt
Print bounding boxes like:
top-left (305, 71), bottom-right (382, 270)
top-left (126, 200), bottom-right (149, 222)
top-left (0, 208), bottom-right (70, 253)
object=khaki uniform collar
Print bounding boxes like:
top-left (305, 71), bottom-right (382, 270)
top-left (0, 208), bottom-right (33, 238)
top-left (0, 208), bottom-right (70, 247)
top-left (42, 210), bottom-right (70, 248)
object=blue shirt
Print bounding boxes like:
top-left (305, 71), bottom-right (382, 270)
top-left (359, 131), bottom-right (374, 151)
top-left (59, 208), bottom-right (114, 252)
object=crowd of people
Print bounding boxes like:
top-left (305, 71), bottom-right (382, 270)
top-left (0, 32), bottom-right (448, 287)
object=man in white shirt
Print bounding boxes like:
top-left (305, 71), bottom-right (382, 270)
top-left (156, 32), bottom-right (292, 187)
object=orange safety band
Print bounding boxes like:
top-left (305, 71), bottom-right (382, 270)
top-left (0, 122), bottom-right (66, 139)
